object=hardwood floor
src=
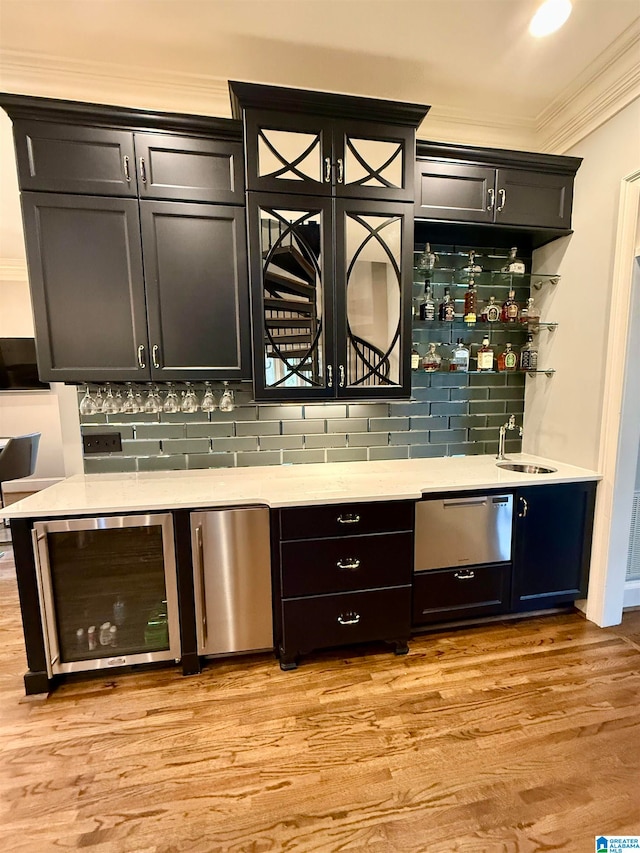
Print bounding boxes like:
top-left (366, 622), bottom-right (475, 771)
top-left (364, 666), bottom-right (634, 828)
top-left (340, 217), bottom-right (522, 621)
top-left (1, 543), bottom-right (638, 853)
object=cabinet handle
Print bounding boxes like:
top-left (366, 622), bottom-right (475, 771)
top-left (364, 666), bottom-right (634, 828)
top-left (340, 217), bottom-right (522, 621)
top-left (327, 364), bottom-right (334, 387)
top-left (487, 188), bottom-right (495, 211)
top-left (324, 157), bottom-right (332, 183)
top-left (195, 525), bottom-right (207, 643)
top-left (336, 558), bottom-right (361, 571)
top-left (454, 570), bottom-right (475, 580)
top-left (123, 155), bottom-right (131, 183)
top-left (139, 157), bottom-right (147, 184)
top-left (518, 496), bottom-right (528, 518)
top-left (339, 364), bottom-right (346, 387)
top-left (497, 188), bottom-right (506, 211)
top-left (152, 345), bottom-right (160, 369)
top-left (338, 612), bottom-right (360, 626)
top-left (337, 513), bottom-right (360, 525)
top-left (137, 345), bottom-right (146, 369)
top-left (336, 158), bottom-right (344, 183)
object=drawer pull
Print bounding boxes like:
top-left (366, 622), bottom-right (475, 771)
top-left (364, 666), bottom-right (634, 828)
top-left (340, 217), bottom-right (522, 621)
top-left (454, 570), bottom-right (475, 580)
top-left (337, 513), bottom-right (360, 525)
top-left (337, 612), bottom-right (360, 626)
top-left (336, 558), bottom-right (361, 571)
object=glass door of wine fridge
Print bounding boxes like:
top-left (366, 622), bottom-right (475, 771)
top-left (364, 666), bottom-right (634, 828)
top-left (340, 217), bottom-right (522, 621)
top-left (32, 514), bottom-right (180, 675)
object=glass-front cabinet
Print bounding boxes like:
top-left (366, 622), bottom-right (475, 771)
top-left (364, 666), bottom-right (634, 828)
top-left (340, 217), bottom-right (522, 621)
top-left (32, 514), bottom-right (180, 675)
top-left (249, 194), bottom-right (412, 400)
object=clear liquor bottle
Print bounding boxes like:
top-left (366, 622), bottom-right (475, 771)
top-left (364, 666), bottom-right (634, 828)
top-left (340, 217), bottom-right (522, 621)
top-left (463, 250), bottom-right (483, 275)
top-left (520, 296), bottom-right (540, 327)
top-left (419, 280), bottom-right (436, 321)
top-left (421, 342), bottom-right (442, 372)
top-left (497, 342), bottom-right (518, 372)
top-left (418, 242), bottom-right (438, 272)
top-left (477, 335), bottom-right (494, 372)
top-left (501, 289), bottom-right (520, 323)
top-left (449, 338), bottom-right (470, 372)
top-left (502, 247), bottom-right (526, 275)
top-left (438, 287), bottom-right (456, 321)
top-left (519, 334), bottom-right (539, 371)
top-left (463, 276), bottom-right (478, 325)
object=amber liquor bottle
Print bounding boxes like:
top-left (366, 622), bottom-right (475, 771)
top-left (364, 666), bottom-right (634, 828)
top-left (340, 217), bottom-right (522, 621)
top-left (501, 289), bottom-right (519, 322)
top-left (497, 343), bottom-right (518, 372)
top-left (438, 287), bottom-right (455, 321)
top-left (463, 276), bottom-right (477, 325)
top-left (476, 335), bottom-right (494, 372)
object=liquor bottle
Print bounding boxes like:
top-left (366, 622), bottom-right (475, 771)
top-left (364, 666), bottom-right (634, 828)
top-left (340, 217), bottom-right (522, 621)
top-left (421, 342), bottom-right (442, 372)
top-left (463, 276), bottom-right (477, 325)
top-left (481, 295), bottom-right (500, 323)
top-left (497, 342), bottom-right (518, 372)
top-left (477, 335), bottom-right (494, 372)
top-left (502, 247), bottom-right (526, 275)
top-left (411, 343), bottom-right (421, 371)
top-left (501, 289), bottom-right (520, 322)
top-left (520, 334), bottom-right (539, 371)
top-left (449, 338), bottom-right (470, 372)
top-left (438, 287), bottom-right (455, 321)
top-left (418, 242), bottom-right (438, 272)
top-left (520, 296), bottom-right (540, 326)
top-left (463, 250), bottom-right (482, 275)
top-left (419, 280), bottom-right (436, 321)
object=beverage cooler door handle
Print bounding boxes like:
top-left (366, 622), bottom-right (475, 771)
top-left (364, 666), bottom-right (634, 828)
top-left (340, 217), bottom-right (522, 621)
top-left (195, 525), bottom-right (207, 643)
top-left (518, 496), bottom-right (528, 518)
top-left (31, 528), bottom-right (59, 676)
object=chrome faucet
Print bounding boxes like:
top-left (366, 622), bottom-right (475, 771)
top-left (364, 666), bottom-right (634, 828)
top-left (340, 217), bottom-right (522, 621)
top-left (497, 414), bottom-right (523, 460)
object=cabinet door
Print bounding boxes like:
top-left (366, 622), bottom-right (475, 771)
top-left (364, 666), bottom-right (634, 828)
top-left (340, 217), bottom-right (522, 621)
top-left (21, 192), bottom-right (150, 382)
top-left (244, 110), bottom-right (332, 196)
top-left (495, 168), bottom-right (574, 229)
top-left (512, 481), bottom-right (597, 611)
top-left (415, 160), bottom-right (495, 222)
top-left (13, 120), bottom-right (137, 196)
top-left (140, 201), bottom-right (251, 382)
top-left (333, 119), bottom-right (414, 202)
top-left (334, 199), bottom-right (413, 399)
top-left (248, 193), bottom-right (335, 400)
top-left (134, 134), bottom-right (244, 204)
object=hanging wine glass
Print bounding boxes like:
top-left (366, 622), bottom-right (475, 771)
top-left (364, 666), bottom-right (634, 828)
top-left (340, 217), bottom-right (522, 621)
top-left (79, 386), bottom-right (97, 416)
top-left (94, 386), bottom-right (104, 413)
top-left (219, 381), bottom-right (235, 413)
top-left (144, 385), bottom-right (161, 414)
top-left (180, 383), bottom-right (199, 414)
top-left (163, 384), bottom-right (180, 414)
top-left (114, 386), bottom-right (124, 412)
top-left (134, 387), bottom-right (145, 411)
top-left (102, 384), bottom-right (120, 415)
top-left (121, 384), bottom-right (139, 414)
top-left (200, 382), bottom-right (216, 413)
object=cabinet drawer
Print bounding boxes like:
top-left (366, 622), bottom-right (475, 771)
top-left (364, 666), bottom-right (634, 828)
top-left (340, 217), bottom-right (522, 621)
top-left (412, 563), bottom-right (510, 626)
top-left (279, 501), bottom-right (414, 540)
top-left (282, 586), bottom-right (411, 655)
top-left (281, 531), bottom-right (413, 597)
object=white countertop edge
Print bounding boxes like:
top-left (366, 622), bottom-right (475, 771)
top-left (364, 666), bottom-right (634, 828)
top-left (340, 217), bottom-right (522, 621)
top-left (0, 454), bottom-right (601, 520)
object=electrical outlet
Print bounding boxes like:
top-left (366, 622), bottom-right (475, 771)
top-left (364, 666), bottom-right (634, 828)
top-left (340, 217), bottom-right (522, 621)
top-left (82, 432), bottom-right (122, 454)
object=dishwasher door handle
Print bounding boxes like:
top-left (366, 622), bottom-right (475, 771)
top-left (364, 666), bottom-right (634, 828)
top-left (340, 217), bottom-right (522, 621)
top-left (442, 497), bottom-right (488, 508)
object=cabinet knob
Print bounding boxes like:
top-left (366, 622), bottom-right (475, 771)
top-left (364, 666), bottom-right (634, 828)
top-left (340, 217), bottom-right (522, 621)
top-left (337, 612), bottom-right (360, 626)
top-left (337, 513), bottom-right (360, 525)
top-left (336, 558), bottom-right (361, 571)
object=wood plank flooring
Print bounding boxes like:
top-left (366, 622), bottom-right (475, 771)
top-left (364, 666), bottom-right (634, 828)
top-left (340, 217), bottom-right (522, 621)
top-left (1, 543), bottom-right (639, 853)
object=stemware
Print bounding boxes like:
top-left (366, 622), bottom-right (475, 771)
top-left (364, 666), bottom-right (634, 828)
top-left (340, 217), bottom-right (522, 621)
top-left (79, 386), bottom-right (97, 416)
top-left (163, 384), bottom-right (180, 414)
top-left (93, 386), bottom-right (104, 413)
top-left (102, 384), bottom-right (120, 415)
top-left (121, 385), bottom-right (139, 414)
top-left (144, 386), bottom-right (162, 414)
top-left (181, 383), bottom-right (199, 414)
top-left (200, 382), bottom-right (216, 413)
top-left (219, 381), bottom-right (235, 413)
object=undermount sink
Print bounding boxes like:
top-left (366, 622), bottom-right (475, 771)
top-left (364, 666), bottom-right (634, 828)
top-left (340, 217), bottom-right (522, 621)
top-left (496, 462), bottom-right (557, 474)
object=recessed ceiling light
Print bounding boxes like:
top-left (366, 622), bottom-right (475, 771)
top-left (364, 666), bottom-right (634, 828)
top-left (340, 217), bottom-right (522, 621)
top-left (529, 0), bottom-right (573, 37)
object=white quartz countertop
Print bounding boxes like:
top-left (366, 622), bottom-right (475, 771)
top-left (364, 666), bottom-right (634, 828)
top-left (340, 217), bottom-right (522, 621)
top-left (0, 454), bottom-right (600, 520)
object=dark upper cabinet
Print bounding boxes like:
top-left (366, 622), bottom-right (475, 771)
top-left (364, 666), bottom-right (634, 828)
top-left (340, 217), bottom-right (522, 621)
top-left (133, 134), bottom-right (244, 204)
top-left (248, 193), bottom-right (412, 401)
top-left (140, 201), bottom-right (250, 382)
top-left (12, 120), bottom-right (138, 197)
top-left (12, 120), bottom-right (244, 204)
top-left (511, 481), bottom-right (597, 611)
top-left (22, 193), bottom-right (149, 382)
top-left (414, 142), bottom-right (581, 233)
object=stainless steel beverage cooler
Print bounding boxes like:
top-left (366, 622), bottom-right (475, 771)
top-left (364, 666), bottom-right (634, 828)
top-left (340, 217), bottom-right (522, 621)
top-left (32, 514), bottom-right (180, 676)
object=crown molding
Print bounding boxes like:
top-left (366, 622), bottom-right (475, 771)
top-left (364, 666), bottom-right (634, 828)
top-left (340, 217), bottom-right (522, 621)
top-left (536, 19), bottom-right (640, 154)
top-left (419, 104), bottom-right (538, 152)
top-left (0, 258), bottom-right (28, 282)
top-left (0, 49), bottom-right (232, 117)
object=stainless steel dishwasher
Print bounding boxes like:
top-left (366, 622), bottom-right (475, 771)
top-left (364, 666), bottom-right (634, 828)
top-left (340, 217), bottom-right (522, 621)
top-left (190, 507), bottom-right (273, 656)
top-left (415, 493), bottom-right (513, 572)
